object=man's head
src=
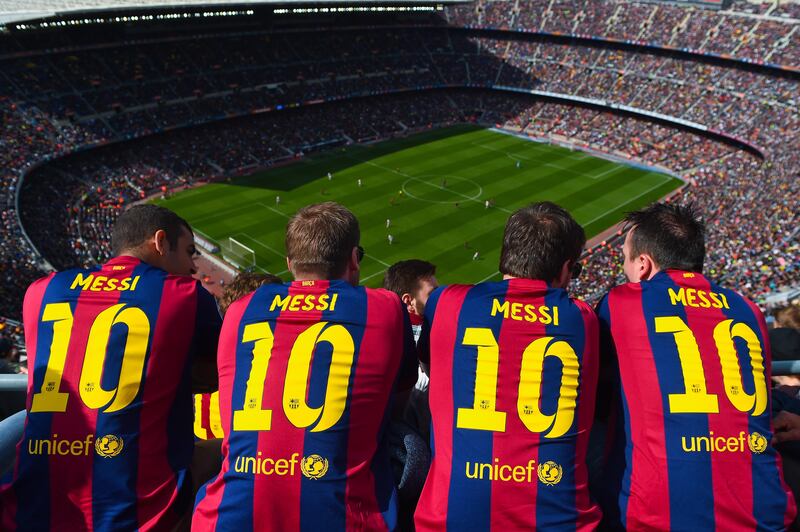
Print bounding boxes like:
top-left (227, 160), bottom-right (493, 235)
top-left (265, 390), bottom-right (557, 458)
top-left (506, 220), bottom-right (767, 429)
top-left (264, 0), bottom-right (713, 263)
top-left (285, 202), bottom-right (361, 284)
top-left (111, 204), bottom-right (197, 276)
top-left (622, 202), bottom-right (705, 283)
top-left (218, 272), bottom-right (283, 315)
top-left (383, 259), bottom-right (438, 317)
top-left (499, 202), bottom-right (585, 287)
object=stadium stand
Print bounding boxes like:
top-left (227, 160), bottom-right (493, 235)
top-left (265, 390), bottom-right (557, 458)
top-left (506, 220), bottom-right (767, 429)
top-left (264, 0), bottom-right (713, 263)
top-left (0, 3), bottom-right (798, 361)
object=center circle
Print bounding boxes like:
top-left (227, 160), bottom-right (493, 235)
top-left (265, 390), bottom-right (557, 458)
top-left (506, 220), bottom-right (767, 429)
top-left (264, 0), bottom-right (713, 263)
top-left (401, 175), bottom-right (483, 204)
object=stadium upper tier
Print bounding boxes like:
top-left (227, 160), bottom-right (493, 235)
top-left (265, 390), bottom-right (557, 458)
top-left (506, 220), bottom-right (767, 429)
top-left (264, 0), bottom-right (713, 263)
top-left (0, 11), bottom-right (798, 322)
top-left (446, 0), bottom-right (800, 70)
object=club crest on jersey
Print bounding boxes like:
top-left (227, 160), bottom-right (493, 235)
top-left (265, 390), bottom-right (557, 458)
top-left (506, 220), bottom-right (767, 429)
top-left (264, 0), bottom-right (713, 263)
top-left (537, 461), bottom-right (562, 486)
top-left (748, 432), bottom-right (767, 454)
top-left (301, 454), bottom-right (329, 479)
top-left (95, 434), bottom-right (124, 458)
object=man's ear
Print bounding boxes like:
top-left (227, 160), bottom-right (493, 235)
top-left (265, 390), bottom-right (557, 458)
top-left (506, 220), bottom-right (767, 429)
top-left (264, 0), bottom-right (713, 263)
top-left (153, 229), bottom-right (168, 256)
top-left (639, 254), bottom-right (656, 281)
top-left (401, 293), bottom-right (414, 314)
top-left (553, 260), bottom-right (572, 288)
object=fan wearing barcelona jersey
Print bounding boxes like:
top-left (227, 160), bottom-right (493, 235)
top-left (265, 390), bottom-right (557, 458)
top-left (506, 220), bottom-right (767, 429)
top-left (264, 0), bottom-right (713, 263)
top-left (595, 202), bottom-right (796, 531)
top-left (192, 202), bottom-right (418, 532)
top-left (415, 202), bottom-right (602, 531)
top-left (0, 204), bottom-right (222, 531)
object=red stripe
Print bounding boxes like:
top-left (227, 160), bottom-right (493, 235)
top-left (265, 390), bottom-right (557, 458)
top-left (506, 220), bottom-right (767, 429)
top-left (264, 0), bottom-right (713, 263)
top-left (192, 292), bottom-right (254, 531)
top-left (344, 289), bottom-right (404, 530)
top-left (488, 279), bottom-right (546, 530)
top-left (0, 274), bottom-right (53, 530)
top-left (200, 394), bottom-right (213, 440)
top-left (136, 277), bottom-right (198, 530)
top-left (48, 277), bottom-right (123, 529)
top-left (669, 272), bottom-right (754, 530)
top-left (415, 285), bottom-right (471, 532)
top-left (251, 282), bottom-right (327, 530)
top-left (745, 298), bottom-right (798, 527)
top-left (573, 299), bottom-right (602, 530)
top-left (609, 285), bottom-right (671, 529)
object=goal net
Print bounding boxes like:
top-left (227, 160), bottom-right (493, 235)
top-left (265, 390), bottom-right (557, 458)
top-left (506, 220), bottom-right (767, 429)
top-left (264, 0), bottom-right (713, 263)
top-left (222, 237), bottom-right (256, 271)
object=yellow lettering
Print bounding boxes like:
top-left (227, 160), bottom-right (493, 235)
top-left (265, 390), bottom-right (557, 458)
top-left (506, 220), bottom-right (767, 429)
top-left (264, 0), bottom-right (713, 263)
top-left (89, 275), bottom-right (106, 292)
top-left (685, 289), bottom-right (697, 307)
top-left (119, 278), bottom-right (131, 291)
top-left (302, 296), bottom-right (315, 311)
top-left (288, 295), bottom-right (303, 312)
top-left (270, 295), bottom-right (291, 312)
top-left (523, 304), bottom-right (536, 323)
top-left (70, 273), bottom-right (94, 290)
top-left (275, 459), bottom-right (289, 475)
top-left (499, 464), bottom-right (512, 482)
top-left (491, 299), bottom-right (509, 318)
top-left (697, 290), bottom-right (710, 308)
top-left (669, 287), bottom-right (686, 306)
top-left (329, 293), bottom-right (338, 311)
top-left (130, 276), bottom-right (140, 291)
top-left (727, 437), bottom-right (738, 452)
top-left (510, 303), bottom-right (523, 321)
top-left (315, 294), bottom-right (330, 311)
top-left (70, 440), bottom-right (83, 455)
top-left (103, 278), bottom-right (119, 291)
top-left (540, 306), bottom-right (552, 325)
top-left (710, 293), bottom-right (723, 309)
top-left (512, 465), bottom-right (526, 482)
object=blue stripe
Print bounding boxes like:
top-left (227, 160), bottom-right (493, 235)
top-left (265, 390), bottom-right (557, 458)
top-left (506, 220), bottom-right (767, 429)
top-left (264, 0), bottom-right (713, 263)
top-left (643, 274), bottom-right (713, 531)
top-left (714, 283), bottom-right (788, 531)
top-left (92, 263), bottom-right (166, 530)
top-left (15, 271), bottom-right (88, 530)
top-left (215, 284), bottom-right (288, 531)
top-left (446, 282), bottom-right (506, 530)
top-left (535, 288), bottom-right (583, 530)
top-left (299, 282), bottom-right (370, 532)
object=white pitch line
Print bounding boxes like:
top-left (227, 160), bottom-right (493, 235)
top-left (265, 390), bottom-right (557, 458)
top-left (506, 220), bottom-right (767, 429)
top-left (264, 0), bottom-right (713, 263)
top-left (582, 176), bottom-right (672, 226)
top-left (361, 269), bottom-right (388, 283)
top-left (233, 232), bottom-right (284, 259)
top-left (477, 270), bottom-right (502, 283)
top-left (591, 163), bottom-right (627, 180)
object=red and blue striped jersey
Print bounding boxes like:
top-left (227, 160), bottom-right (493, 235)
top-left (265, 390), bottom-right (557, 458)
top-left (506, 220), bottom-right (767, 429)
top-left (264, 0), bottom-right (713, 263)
top-left (194, 392), bottom-right (224, 440)
top-left (414, 279), bottom-right (602, 531)
top-left (192, 279), bottom-right (418, 532)
top-left (0, 255), bottom-right (222, 531)
top-left (596, 269), bottom-right (796, 531)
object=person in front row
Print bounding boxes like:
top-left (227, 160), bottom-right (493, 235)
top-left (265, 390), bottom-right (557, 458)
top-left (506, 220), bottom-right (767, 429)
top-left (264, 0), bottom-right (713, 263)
top-left (594, 202), bottom-right (796, 531)
top-left (415, 202), bottom-right (602, 531)
top-left (1, 204), bottom-right (222, 531)
top-left (192, 202), bottom-right (418, 531)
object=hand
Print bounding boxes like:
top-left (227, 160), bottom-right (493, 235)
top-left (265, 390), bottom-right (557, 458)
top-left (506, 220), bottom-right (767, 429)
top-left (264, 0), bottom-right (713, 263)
top-left (772, 411), bottom-right (800, 445)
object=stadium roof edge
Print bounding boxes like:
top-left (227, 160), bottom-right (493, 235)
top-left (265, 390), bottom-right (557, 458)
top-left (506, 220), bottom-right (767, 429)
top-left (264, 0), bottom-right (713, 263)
top-left (0, 0), bottom-right (466, 27)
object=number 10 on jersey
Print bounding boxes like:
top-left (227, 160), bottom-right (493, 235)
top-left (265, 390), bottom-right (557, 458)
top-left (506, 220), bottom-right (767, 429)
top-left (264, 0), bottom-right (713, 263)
top-left (456, 327), bottom-right (580, 439)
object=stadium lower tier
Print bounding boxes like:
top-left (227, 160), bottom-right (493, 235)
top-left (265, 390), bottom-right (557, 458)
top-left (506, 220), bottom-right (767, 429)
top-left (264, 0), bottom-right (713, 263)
top-left (10, 88), bottom-right (797, 322)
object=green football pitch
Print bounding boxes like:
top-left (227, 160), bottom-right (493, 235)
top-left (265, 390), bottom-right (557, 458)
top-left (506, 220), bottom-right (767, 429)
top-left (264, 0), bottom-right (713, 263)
top-left (156, 124), bottom-right (682, 286)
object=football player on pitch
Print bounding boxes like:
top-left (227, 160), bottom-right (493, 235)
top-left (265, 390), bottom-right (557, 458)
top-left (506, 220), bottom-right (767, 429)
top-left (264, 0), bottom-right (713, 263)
top-left (595, 203), bottom-right (796, 530)
top-left (0, 204), bottom-right (222, 531)
top-left (415, 202), bottom-right (602, 531)
top-left (192, 202), bottom-right (418, 531)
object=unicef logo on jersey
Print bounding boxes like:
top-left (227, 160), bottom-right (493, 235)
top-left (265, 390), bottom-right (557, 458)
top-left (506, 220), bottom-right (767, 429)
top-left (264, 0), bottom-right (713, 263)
top-left (748, 432), bottom-right (768, 454)
top-left (301, 454), bottom-right (329, 479)
top-left (95, 434), bottom-right (124, 458)
top-left (537, 461), bottom-right (563, 486)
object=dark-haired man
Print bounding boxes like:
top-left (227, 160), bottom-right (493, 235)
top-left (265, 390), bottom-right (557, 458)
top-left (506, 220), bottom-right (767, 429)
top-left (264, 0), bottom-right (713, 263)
top-left (0, 204), bottom-right (222, 531)
top-left (415, 202), bottom-right (602, 531)
top-left (193, 202), bottom-right (418, 531)
top-left (595, 202), bottom-right (796, 531)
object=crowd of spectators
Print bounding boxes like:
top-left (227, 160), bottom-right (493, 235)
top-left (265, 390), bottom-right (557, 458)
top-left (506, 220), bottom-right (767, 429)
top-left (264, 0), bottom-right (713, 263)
top-left (0, 12), bottom-right (797, 347)
top-left (448, 0), bottom-right (800, 67)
